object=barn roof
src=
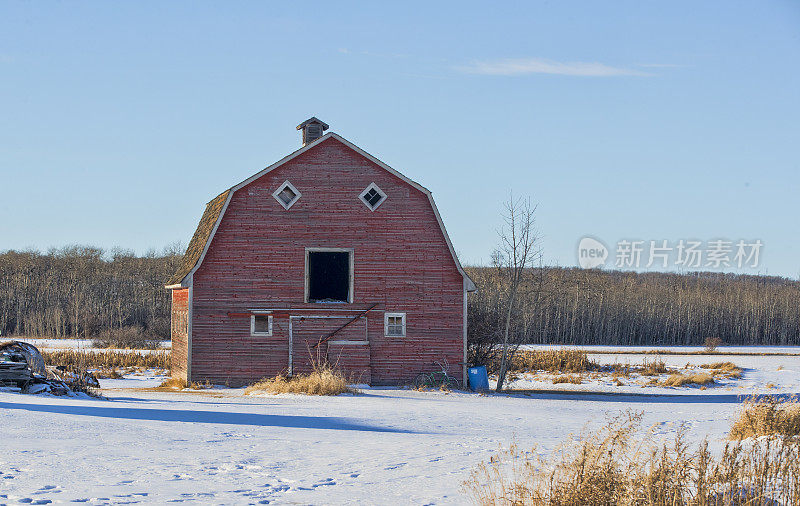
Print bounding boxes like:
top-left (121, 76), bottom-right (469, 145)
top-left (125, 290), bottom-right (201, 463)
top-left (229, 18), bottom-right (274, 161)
top-left (166, 133), bottom-right (477, 291)
top-left (167, 190), bottom-right (230, 286)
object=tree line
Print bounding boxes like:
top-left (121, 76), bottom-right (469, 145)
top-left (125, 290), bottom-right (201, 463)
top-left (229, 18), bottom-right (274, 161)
top-left (1, 246), bottom-right (798, 346)
top-left (0, 246), bottom-right (182, 339)
top-left (467, 266), bottom-right (800, 349)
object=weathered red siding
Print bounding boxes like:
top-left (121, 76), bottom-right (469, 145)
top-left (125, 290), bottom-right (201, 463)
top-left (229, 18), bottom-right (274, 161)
top-left (186, 137), bottom-right (465, 386)
top-left (170, 288), bottom-right (189, 381)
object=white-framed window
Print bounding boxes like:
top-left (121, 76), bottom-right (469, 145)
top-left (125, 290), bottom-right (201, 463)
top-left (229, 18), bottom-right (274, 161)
top-left (384, 312), bottom-right (406, 337)
top-left (272, 180), bottom-right (301, 210)
top-left (250, 313), bottom-right (273, 336)
top-left (359, 182), bottom-right (386, 211)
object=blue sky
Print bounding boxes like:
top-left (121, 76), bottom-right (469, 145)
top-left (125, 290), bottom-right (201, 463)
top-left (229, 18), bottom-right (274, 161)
top-left (1, 1), bottom-right (798, 277)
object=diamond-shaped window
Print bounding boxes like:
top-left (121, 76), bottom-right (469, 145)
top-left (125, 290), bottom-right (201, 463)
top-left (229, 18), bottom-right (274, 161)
top-left (272, 180), bottom-right (301, 209)
top-left (359, 183), bottom-right (386, 211)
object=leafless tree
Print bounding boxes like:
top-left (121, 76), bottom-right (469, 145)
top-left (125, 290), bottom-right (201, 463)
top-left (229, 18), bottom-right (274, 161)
top-left (494, 194), bottom-right (542, 391)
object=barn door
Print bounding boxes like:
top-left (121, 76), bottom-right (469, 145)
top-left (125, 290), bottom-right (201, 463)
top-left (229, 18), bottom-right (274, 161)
top-left (288, 315), bottom-right (368, 376)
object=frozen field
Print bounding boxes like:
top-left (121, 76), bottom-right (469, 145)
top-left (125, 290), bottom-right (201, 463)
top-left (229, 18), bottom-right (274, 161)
top-left (1, 348), bottom-right (798, 505)
top-left (7, 338), bottom-right (171, 352)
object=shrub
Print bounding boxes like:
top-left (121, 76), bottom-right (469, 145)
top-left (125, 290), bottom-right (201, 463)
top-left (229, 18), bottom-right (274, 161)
top-left (552, 374), bottom-right (582, 385)
top-left (463, 410), bottom-right (800, 505)
top-left (245, 365), bottom-right (356, 396)
top-left (508, 349), bottom-right (598, 374)
top-left (662, 372), bottom-right (714, 387)
top-left (92, 326), bottom-right (162, 350)
top-left (704, 337), bottom-right (723, 352)
top-left (730, 396), bottom-right (800, 440)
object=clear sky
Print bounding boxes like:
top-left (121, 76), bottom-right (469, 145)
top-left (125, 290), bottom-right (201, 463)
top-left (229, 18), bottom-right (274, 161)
top-left (2, 1), bottom-right (798, 277)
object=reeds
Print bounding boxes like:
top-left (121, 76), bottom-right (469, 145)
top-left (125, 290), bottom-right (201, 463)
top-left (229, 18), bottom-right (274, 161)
top-left (508, 349), bottom-right (598, 374)
top-left (464, 407), bottom-right (800, 505)
top-left (729, 396), bottom-right (800, 440)
top-left (41, 349), bottom-right (170, 370)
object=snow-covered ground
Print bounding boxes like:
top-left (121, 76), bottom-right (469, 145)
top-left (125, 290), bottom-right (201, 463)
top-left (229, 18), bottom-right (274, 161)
top-left (520, 344), bottom-right (800, 355)
top-left (1, 349), bottom-right (798, 505)
top-left (4, 338), bottom-right (171, 353)
top-left (501, 351), bottom-right (800, 395)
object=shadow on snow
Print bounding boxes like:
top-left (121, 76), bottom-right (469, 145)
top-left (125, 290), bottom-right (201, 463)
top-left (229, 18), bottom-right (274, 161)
top-left (0, 400), bottom-right (415, 433)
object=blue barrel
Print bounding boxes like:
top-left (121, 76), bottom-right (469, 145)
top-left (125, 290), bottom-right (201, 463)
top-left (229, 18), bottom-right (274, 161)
top-left (468, 366), bottom-right (489, 391)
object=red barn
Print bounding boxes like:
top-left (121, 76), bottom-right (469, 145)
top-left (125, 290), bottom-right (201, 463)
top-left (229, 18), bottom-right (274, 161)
top-left (166, 118), bottom-right (476, 386)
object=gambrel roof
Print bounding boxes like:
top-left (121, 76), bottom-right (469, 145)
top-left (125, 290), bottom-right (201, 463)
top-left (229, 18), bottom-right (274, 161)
top-left (166, 133), bottom-right (476, 291)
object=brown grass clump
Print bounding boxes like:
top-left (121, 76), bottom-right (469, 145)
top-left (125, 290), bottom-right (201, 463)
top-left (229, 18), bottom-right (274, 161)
top-left (158, 377), bottom-right (188, 389)
top-left (552, 374), bottom-right (582, 385)
top-left (245, 365), bottom-right (356, 396)
top-left (661, 372), bottom-right (714, 387)
top-left (729, 396), bottom-right (800, 440)
top-left (640, 358), bottom-right (668, 376)
top-left (42, 349), bottom-right (170, 370)
top-left (507, 349), bottom-right (598, 374)
top-left (463, 410), bottom-right (800, 505)
top-left (699, 361), bottom-right (743, 379)
top-left (93, 368), bottom-right (123, 379)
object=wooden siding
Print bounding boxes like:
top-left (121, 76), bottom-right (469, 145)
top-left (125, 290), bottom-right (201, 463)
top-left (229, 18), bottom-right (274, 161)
top-left (188, 137), bottom-right (465, 386)
top-left (170, 288), bottom-right (190, 381)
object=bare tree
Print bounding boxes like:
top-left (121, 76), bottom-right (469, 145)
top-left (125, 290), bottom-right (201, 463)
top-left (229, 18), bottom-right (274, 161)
top-left (494, 194), bottom-right (542, 392)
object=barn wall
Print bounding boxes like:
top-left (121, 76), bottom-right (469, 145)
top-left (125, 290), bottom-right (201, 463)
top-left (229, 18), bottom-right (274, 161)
top-left (170, 288), bottom-right (190, 381)
top-left (190, 137), bottom-right (465, 386)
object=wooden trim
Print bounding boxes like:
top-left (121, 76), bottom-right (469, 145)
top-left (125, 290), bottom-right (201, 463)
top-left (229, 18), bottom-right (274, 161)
top-left (384, 312), bottom-right (406, 337)
top-left (304, 247), bottom-right (354, 303)
top-left (358, 182), bottom-right (387, 211)
top-left (187, 278), bottom-right (193, 383)
top-left (271, 180), bottom-right (302, 210)
top-left (463, 277), bottom-right (468, 386)
top-left (250, 313), bottom-right (273, 336)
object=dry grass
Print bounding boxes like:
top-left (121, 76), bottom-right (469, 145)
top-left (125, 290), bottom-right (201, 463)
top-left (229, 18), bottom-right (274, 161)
top-left (640, 358), bottom-right (668, 376)
top-left (551, 374), bottom-right (582, 385)
top-left (41, 349), bottom-right (170, 370)
top-left (661, 372), bottom-right (714, 387)
top-left (93, 368), bottom-right (123, 379)
top-left (729, 396), bottom-right (800, 440)
top-left (158, 377), bottom-right (188, 389)
top-left (699, 361), bottom-right (743, 379)
top-left (509, 349), bottom-right (598, 374)
top-left (464, 410), bottom-right (800, 505)
top-left (245, 365), bottom-right (356, 396)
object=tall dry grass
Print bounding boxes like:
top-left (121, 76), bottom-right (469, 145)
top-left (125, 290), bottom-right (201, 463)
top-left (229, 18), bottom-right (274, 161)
top-left (245, 365), bottom-right (356, 396)
top-left (464, 407), bottom-right (800, 505)
top-left (507, 349), bottom-right (598, 374)
top-left (729, 396), bottom-right (800, 440)
top-left (41, 349), bottom-right (170, 370)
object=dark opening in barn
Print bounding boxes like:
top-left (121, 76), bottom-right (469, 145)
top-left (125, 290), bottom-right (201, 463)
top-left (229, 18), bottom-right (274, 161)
top-left (307, 251), bottom-right (350, 302)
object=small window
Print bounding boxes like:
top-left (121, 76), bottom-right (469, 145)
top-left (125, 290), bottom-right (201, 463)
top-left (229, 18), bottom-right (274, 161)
top-left (359, 183), bottom-right (386, 211)
top-left (385, 313), bottom-right (406, 337)
top-left (306, 249), bottom-right (352, 303)
top-left (251, 314), bottom-right (273, 336)
top-left (272, 180), bottom-right (301, 209)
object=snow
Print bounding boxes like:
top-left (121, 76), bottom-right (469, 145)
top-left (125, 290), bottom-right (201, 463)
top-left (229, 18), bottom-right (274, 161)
top-left (1, 349), bottom-right (798, 505)
top-left (8, 338), bottom-right (171, 352)
top-left (501, 351), bottom-right (800, 396)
